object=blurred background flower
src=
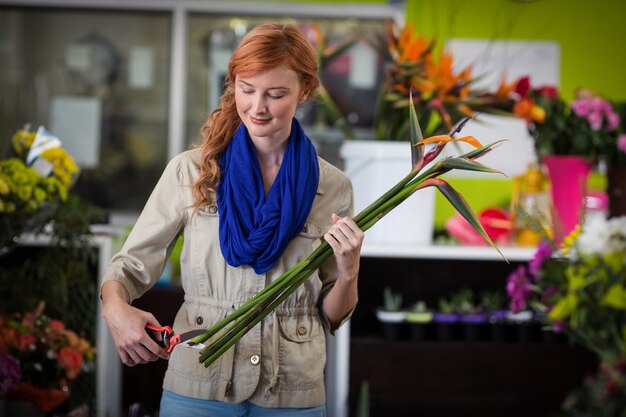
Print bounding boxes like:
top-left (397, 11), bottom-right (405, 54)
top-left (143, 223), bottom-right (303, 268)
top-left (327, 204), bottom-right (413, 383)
top-left (507, 77), bottom-right (621, 161)
top-left (507, 216), bottom-right (626, 364)
top-left (0, 126), bottom-right (80, 251)
top-left (369, 20), bottom-right (511, 141)
top-left (0, 301), bottom-right (95, 413)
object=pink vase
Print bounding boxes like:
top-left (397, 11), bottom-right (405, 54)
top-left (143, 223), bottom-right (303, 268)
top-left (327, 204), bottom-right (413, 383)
top-left (542, 155), bottom-right (592, 242)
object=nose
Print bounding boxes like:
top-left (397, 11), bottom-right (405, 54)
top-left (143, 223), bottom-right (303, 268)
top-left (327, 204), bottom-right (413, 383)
top-left (253, 95), bottom-right (267, 114)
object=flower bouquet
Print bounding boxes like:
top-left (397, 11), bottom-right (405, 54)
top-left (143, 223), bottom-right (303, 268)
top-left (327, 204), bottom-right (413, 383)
top-left (0, 302), bottom-right (95, 413)
top-left (190, 94), bottom-right (506, 368)
top-left (0, 126), bottom-right (79, 252)
top-left (505, 77), bottom-right (621, 160)
top-left (506, 215), bottom-right (626, 364)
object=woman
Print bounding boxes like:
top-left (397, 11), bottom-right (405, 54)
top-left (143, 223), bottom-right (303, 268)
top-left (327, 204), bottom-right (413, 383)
top-left (101, 23), bottom-right (363, 416)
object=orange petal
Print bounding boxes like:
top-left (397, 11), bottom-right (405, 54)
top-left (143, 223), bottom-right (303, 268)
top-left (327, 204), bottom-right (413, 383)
top-left (416, 135), bottom-right (483, 148)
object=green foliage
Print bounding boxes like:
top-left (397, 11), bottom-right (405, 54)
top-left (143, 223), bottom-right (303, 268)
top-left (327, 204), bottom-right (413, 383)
top-left (383, 286), bottom-right (403, 312)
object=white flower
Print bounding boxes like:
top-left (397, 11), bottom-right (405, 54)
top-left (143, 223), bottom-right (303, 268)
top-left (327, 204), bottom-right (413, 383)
top-left (574, 215), bottom-right (626, 257)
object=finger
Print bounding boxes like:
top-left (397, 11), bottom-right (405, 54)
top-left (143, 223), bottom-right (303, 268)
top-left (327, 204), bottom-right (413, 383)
top-left (140, 331), bottom-right (170, 360)
top-left (331, 213), bottom-right (364, 238)
top-left (331, 223), bottom-right (361, 247)
top-left (119, 349), bottom-right (135, 367)
top-left (324, 232), bottom-right (341, 252)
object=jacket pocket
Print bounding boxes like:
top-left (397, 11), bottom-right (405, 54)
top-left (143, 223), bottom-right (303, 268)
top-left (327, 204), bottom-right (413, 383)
top-left (277, 314), bottom-right (326, 390)
top-left (169, 302), bottom-right (230, 382)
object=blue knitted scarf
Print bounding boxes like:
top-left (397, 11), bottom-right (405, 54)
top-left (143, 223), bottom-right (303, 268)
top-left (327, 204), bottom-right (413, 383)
top-left (217, 119), bottom-right (319, 274)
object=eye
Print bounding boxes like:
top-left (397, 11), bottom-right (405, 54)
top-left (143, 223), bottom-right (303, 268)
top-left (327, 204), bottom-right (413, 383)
top-left (268, 94), bottom-right (285, 100)
top-left (242, 89), bottom-right (254, 95)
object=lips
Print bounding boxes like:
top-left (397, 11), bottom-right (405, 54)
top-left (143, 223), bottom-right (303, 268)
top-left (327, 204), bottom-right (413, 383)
top-left (250, 116), bottom-right (270, 125)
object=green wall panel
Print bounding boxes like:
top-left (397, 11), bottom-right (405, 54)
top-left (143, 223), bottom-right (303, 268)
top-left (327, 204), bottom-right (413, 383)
top-left (406, 0), bottom-right (626, 101)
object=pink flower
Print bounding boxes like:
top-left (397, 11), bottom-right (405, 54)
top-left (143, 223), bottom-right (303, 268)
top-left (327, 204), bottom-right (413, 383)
top-left (528, 241), bottom-right (552, 278)
top-left (618, 134), bottom-right (626, 154)
top-left (506, 265), bottom-right (532, 313)
top-left (587, 111), bottom-right (603, 131)
top-left (571, 99), bottom-right (591, 117)
top-left (606, 111), bottom-right (620, 132)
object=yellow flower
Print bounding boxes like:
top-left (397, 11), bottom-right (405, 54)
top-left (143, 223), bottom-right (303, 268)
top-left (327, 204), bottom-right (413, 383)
top-left (0, 176), bottom-right (9, 195)
top-left (561, 224), bottom-right (581, 255)
top-left (11, 129), bottom-right (36, 156)
top-left (40, 148), bottom-right (79, 188)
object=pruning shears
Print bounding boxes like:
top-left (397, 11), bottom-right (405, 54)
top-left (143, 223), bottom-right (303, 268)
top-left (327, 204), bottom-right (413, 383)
top-left (145, 324), bottom-right (206, 353)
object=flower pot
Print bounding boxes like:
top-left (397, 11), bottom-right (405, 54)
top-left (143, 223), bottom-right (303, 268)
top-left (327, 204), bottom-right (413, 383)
top-left (607, 166), bottom-right (626, 218)
top-left (487, 309), bottom-right (509, 342)
top-left (506, 310), bottom-right (537, 343)
top-left (376, 309), bottom-right (406, 341)
top-left (460, 312), bottom-right (489, 342)
top-left (543, 155), bottom-right (592, 242)
top-left (405, 311), bottom-right (433, 341)
top-left (340, 140), bottom-right (435, 246)
top-left (433, 312), bottom-right (460, 341)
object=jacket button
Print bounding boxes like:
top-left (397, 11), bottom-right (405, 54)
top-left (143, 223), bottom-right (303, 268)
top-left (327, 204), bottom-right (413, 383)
top-left (297, 326), bottom-right (308, 336)
top-left (250, 354), bottom-right (260, 365)
top-left (208, 205), bottom-right (217, 214)
top-left (196, 316), bottom-right (203, 325)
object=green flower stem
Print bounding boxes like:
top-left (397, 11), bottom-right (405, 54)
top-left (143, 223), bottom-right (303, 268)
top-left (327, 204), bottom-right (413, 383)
top-left (194, 137), bottom-right (503, 368)
top-left (200, 245), bottom-right (334, 367)
top-left (197, 162), bottom-right (451, 367)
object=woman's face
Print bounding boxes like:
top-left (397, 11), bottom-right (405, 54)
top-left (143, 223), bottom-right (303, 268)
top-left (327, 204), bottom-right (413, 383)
top-left (234, 66), bottom-right (304, 149)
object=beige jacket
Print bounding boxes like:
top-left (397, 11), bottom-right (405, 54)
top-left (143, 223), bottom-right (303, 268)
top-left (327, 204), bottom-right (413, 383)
top-left (102, 148), bottom-right (354, 408)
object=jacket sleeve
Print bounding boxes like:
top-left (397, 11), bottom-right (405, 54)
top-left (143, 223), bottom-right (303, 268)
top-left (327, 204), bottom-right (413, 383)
top-left (101, 154), bottom-right (188, 302)
top-left (317, 169), bottom-right (355, 335)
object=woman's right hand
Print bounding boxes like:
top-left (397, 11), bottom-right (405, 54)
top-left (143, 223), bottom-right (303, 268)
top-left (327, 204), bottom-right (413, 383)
top-left (101, 281), bottom-right (170, 366)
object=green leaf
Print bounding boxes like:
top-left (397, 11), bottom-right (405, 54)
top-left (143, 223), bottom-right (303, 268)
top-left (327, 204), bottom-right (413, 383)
top-left (420, 178), bottom-right (505, 260)
top-left (408, 92), bottom-right (424, 169)
top-left (437, 158), bottom-right (504, 175)
top-left (601, 284), bottom-right (626, 309)
top-left (316, 84), bottom-right (356, 139)
top-left (321, 36), bottom-right (360, 68)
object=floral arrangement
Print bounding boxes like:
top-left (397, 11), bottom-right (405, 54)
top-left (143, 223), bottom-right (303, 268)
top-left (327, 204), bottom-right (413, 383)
top-left (190, 94), bottom-right (505, 367)
top-left (506, 215), bottom-right (626, 364)
top-left (370, 21), bottom-right (510, 141)
top-left (561, 359), bottom-right (626, 416)
top-left (0, 126), bottom-right (79, 250)
top-left (504, 76), bottom-right (622, 161)
top-left (0, 302), bottom-right (95, 412)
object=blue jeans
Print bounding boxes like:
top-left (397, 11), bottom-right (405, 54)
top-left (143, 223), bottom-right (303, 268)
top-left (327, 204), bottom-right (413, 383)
top-left (160, 390), bottom-right (326, 417)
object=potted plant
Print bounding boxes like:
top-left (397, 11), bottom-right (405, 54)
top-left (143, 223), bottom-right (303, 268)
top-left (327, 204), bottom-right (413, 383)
top-left (376, 287), bottom-right (406, 340)
top-left (405, 300), bottom-right (433, 341)
top-left (456, 289), bottom-right (488, 342)
top-left (433, 294), bottom-right (461, 341)
top-left (480, 289), bottom-right (508, 342)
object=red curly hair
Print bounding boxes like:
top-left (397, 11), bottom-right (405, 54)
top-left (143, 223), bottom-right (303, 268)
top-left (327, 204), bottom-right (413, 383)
top-left (192, 23), bottom-right (320, 209)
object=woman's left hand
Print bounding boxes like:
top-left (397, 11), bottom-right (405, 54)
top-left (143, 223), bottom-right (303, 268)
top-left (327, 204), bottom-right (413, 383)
top-left (324, 213), bottom-right (364, 282)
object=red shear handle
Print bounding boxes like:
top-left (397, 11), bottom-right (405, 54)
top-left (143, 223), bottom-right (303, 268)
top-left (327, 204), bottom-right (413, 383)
top-left (145, 324), bottom-right (173, 352)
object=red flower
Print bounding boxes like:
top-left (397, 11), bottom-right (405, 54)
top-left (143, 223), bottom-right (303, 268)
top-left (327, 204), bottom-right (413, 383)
top-left (17, 334), bottom-right (36, 352)
top-left (536, 85), bottom-right (558, 99)
top-left (57, 347), bottom-right (83, 380)
top-left (514, 76), bottom-right (531, 97)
